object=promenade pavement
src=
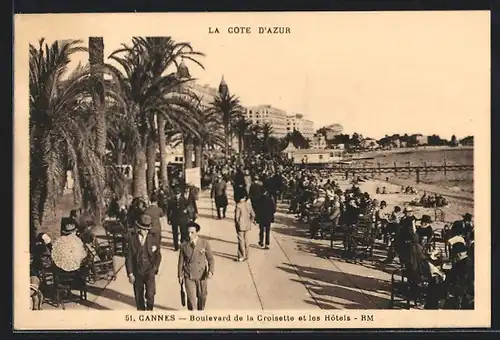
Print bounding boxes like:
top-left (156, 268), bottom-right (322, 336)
top-left (73, 185), bottom-right (399, 311)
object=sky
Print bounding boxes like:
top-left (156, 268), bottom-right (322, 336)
top-left (25, 11), bottom-right (490, 140)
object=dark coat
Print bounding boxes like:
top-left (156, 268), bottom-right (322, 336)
top-left (255, 194), bottom-right (276, 226)
top-left (125, 230), bottom-right (162, 276)
top-left (167, 196), bottom-right (190, 226)
top-left (186, 194), bottom-right (198, 222)
top-left (417, 225), bottom-right (434, 243)
top-left (211, 180), bottom-right (228, 207)
top-left (445, 256), bottom-right (474, 309)
top-left (143, 205), bottom-right (164, 242)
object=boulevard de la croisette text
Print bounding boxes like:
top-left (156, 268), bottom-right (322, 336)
top-left (208, 26), bottom-right (291, 35)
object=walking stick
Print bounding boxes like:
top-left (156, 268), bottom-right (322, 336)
top-left (211, 197), bottom-right (214, 219)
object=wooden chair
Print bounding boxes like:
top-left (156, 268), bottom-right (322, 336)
top-left (390, 263), bottom-right (431, 309)
top-left (84, 240), bottom-right (116, 283)
top-left (104, 220), bottom-right (127, 256)
top-left (52, 267), bottom-right (88, 310)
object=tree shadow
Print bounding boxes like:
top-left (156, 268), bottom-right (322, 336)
top-left (211, 251), bottom-right (236, 261)
top-left (272, 214), bottom-right (309, 238)
top-left (293, 238), bottom-right (346, 262)
top-left (85, 286), bottom-right (176, 310)
top-left (202, 235), bottom-right (237, 246)
top-left (78, 298), bottom-right (113, 310)
top-left (277, 263), bottom-right (392, 309)
top-left (292, 236), bottom-right (392, 267)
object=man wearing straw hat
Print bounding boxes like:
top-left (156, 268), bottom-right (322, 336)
top-left (125, 214), bottom-right (162, 311)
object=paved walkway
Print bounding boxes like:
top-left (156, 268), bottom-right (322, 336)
top-left (66, 186), bottom-right (399, 311)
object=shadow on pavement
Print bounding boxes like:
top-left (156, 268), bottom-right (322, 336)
top-left (293, 236), bottom-right (393, 270)
top-left (86, 286), bottom-right (177, 311)
top-left (202, 235), bottom-right (238, 246)
top-left (212, 250), bottom-right (236, 261)
top-left (277, 263), bottom-right (391, 309)
top-left (78, 299), bottom-right (113, 310)
top-left (272, 214), bottom-right (309, 238)
top-left (293, 238), bottom-right (345, 261)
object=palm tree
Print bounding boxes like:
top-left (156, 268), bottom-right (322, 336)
top-left (232, 115), bottom-right (252, 154)
top-left (267, 136), bottom-right (281, 156)
top-left (246, 123), bottom-right (262, 153)
top-left (210, 89), bottom-right (243, 159)
top-left (29, 39), bottom-right (102, 242)
top-left (106, 37), bottom-right (204, 197)
top-left (261, 122), bottom-right (274, 153)
top-left (191, 98), bottom-right (224, 168)
top-left (283, 130), bottom-right (310, 149)
top-left (88, 37), bottom-right (107, 221)
top-left (88, 37), bottom-right (107, 156)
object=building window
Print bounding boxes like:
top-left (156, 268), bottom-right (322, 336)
top-left (329, 152), bottom-right (334, 157)
top-left (319, 155), bottom-right (323, 160)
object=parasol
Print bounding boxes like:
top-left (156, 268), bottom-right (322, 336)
top-left (51, 235), bottom-right (87, 272)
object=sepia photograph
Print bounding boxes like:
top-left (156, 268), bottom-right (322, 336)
top-left (14, 11), bottom-right (490, 329)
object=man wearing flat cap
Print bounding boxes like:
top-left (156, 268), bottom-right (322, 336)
top-left (177, 222), bottom-right (215, 311)
top-left (125, 214), bottom-right (162, 311)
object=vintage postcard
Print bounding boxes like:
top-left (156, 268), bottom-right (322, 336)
top-left (14, 11), bottom-right (490, 330)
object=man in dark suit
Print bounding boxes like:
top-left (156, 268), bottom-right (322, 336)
top-left (143, 193), bottom-right (164, 244)
top-left (451, 213), bottom-right (474, 246)
top-left (211, 174), bottom-right (228, 219)
top-left (178, 222), bottom-right (215, 311)
top-left (125, 214), bottom-right (162, 311)
top-left (167, 187), bottom-right (190, 251)
top-left (232, 166), bottom-right (246, 202)
top-left (255, 188), bottom-right (276, 249)
top-left (249, 175), bottom-right (264, 213)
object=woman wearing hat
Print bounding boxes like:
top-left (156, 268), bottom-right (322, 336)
top-left (125, 214), bottom-right (162, 311)
top-left (51, 222), bottom-right (89, 282)
top-left (416, 215), bottom-right (434, 250)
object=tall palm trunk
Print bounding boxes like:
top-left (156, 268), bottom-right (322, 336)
top-left (89, 37), bottom-right (107, 157)
top-left (132, 147), bottom-right (148, 198)
top-left (238, 134), bottom-right (244, 154)
top-left (194, 141), bottom-right (202, 168)
top-left (184, 136), bottom-right (194, 170)
top-left (116, 140), bottom-right (124, 166)
top-left (146, 134), bottom-right (156, 196)
top-left (224, 123), bottom-right (230, 159)
top-left (89, 37), bottom-right (106, 222)
top-left (157, 114), bottom-right (168, 191)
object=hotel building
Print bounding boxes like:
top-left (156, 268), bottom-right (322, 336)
top-left (244, 105), bottom-right (288, 138)
top-left (286, 113), bottom-right (315, 139)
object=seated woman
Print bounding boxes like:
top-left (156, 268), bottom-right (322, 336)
top-left (416, 215), bottom-right (434, 249)
top-left (51, 223), bottom-right (88, 273)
